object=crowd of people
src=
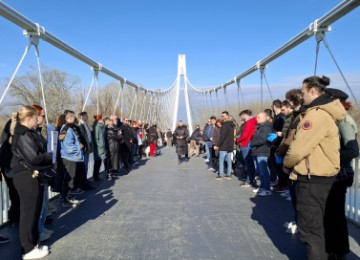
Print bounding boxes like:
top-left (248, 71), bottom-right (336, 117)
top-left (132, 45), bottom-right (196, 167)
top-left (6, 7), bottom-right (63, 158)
top-left (181, 75), bottom-right (358, 260)
top-left (0, 75), bottom-right (359, 260)
top-left (0, 107), bottom-right (165, 259)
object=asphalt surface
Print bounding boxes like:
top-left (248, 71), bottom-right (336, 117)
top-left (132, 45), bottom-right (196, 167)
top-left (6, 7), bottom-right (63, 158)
top-left (1, 147), bottom-right (360, 260)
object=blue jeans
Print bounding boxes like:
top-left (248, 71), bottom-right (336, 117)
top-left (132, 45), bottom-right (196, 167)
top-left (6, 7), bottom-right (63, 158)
top-left (205, 141), bottom-right (213, 166)
top-left (84, 153), bottom-right (90, 179)
top-left (253, 156), bottom-right (270, 191)
top-left (219, 151), bottom-right (232, 177)
top-left (240, 147), bottom-right (256, 184)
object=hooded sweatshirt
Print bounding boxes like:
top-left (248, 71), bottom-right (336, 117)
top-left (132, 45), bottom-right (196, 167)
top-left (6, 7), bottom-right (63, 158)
top-left (284, 95), bottom-right (346, 180)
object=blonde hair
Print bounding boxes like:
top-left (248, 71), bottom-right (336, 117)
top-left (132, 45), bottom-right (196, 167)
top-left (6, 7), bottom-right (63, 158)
top-left (10, 106), bottom-right (37, 143)
top-left (105, 118), bottom-right (113, 126)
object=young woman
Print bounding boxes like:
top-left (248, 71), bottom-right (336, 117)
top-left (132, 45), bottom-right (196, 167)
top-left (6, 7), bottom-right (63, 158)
top-left (11, 106), bottom-right (53, 259)
top-left (105, 118), bottom-right (123, 177)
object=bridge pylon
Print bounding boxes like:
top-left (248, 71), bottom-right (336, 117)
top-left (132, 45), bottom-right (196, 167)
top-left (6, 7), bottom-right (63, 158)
top-left (172, 54), bottom-right (193, 134)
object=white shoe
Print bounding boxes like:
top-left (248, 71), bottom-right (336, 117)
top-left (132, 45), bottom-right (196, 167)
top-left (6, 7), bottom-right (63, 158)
top-left (286, 224), bottom-right (298, 234)
top-left (39, 232), bottom-right (51, 242)
top-left (258, 190), bottom-right (272, 197)
top-left (284, 221), bottom-right (295, 229)
top-left (204, 159), bottom-right (209, 163)
top-left (252, 188), bottom-right (263, 193)
top-left (44, 228), bottom-right (54, 235)
top-left (22, 246), bottom-right (49, 259)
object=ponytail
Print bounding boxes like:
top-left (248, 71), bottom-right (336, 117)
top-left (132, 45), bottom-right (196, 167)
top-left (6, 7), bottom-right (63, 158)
top-left (9, 112), bottom-right (19, 144)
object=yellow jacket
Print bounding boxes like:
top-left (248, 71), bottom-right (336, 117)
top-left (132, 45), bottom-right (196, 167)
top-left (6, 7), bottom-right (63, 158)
top-left (284, 99), bottom-right (345, 180)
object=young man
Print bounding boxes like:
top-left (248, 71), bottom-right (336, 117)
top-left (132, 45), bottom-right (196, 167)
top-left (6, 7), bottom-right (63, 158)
top-left (214, 112), bottom-right (235, 179)
top-left (284, 76), bottom-right (345, 260)
top-left (236, 110), bottom-right (257, 187)
top-left (203, 116), bottom-right (216, 170)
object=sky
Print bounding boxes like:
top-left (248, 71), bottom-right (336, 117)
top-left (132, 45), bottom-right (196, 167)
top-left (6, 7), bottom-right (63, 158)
top-left (0, 0), bottom-right (359, 101)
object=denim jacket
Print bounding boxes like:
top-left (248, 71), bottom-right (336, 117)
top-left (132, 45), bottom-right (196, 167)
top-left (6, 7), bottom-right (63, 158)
top-left (60, 125), bottom-right (84, 162)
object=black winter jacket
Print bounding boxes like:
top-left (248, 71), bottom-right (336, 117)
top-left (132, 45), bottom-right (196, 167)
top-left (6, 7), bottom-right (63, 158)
top-left (11, 124), bottom-right (52, 174)
top-left (106, 127), bottom-right (123, 154)
top-left (251, 121), bottom-right (274, 157)
top-left (216, 120), bottom-right (235, 152)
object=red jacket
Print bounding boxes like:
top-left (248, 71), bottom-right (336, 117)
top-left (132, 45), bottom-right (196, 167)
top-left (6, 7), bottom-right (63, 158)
top-left (236, 117), bottom-right (257, 147)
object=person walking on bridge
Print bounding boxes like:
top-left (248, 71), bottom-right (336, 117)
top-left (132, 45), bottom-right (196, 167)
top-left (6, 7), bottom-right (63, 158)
top-left (284, 76), bottom-right (345, 260)
top-left (174, 120), bottom-right (189, 164)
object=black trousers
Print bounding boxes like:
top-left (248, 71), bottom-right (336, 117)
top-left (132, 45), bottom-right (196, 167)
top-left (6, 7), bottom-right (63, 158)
top-left (93, 159), bottom-right (104, 180)
top-left (296, 175), bottom-right (335, 260)
top-left (120, 145), bottom-right (131, 170)
top-left (1, 168), bottom-right (20, 224)
top-left (13, 170), bottom-right (43, 254)
top-left (324, 179), bottom-right (350, 257)
top-left (62, 158), bottom-right (77, 197)
top-left (110, 152), bottom-right (120, 171)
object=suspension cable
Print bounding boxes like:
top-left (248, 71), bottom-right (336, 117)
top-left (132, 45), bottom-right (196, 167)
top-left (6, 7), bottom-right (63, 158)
top-left (262, 70), bottom-right (274, 101)
top-left (0, 39), bottom-right (32, 105)
top-left (322, 37), bottom-right (360, 109)
top-left (34, 44), bottom-right (49, 125)
top-left (82, 70), bottom-right (96, 112)
top-left (113, 81), bottom-right (124, 114)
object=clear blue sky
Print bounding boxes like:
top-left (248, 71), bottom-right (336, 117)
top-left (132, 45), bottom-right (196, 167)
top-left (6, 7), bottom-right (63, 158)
top-left (0, 0), bottom-right (359, 96)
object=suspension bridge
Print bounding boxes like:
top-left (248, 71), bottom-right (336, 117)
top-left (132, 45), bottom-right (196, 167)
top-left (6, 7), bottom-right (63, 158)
top-left (1, 0), bottom-right (360, 259)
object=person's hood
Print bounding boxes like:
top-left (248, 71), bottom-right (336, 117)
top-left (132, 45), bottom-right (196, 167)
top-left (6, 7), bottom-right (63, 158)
top-left (14, 123), bottom-right (32, 135)
top-left (308, 96), bottom-right (345, 123)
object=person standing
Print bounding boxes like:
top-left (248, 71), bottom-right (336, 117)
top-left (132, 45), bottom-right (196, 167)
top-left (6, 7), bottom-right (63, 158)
top-left (92, 115), bottom-right (107, 181)
top-left (189, 125), bottom-right (202, 157)
top-left (324, 88), bottom-right (359, 260)
top-left (0, 119), bottom-right (20, 225)
top-left (147, 124), bottom-right (158, 157)
top-left (119, 118), bottom-right (134, 172)
top-left (214, 112), bottom-right (235, 179)
top-left (59, 111), bottom-right (84, 207)
top-left (250, 112), bottom-right (274, 196)
top-left (203, 116), bottom-right (216, 170)
top-left (104, 118), bottom-right (123, 177)
top-left (78, 112), bottom-right (94, 182)
top-left (236, 109), bottom-right (257, 187)
top-left (284, 76), bottom-right (345, 260)
top-left (166, 129), bottom-right (173, 147)
top-left (11, 106), bottom-right (53, 259)
top-left (174, 121), bottom-right (189, 163)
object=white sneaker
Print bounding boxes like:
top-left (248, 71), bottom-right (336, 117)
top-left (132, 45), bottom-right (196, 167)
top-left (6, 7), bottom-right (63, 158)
top-left (286, 224), bottom-right (298, 234)
top-left (204, 159), bottom-right (209, 162)
top-left (22, 246), bottom-right (49, 259)
top-left (284, 221), bottom-right (295, 229)
top-left (252, 188), bottom-right (263, 193)
top-left (39, 232), bottom-right (51, 242)
top-left (258, 190), bottom-right (272, 197)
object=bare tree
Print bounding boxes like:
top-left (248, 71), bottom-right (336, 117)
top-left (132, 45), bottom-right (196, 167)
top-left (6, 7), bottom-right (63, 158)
top-left (8, 65), bottom-right (81, 123)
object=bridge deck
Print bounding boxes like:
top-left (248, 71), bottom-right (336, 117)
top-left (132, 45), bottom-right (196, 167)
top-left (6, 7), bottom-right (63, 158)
top-left (1, 147), bottom-right (360, 260)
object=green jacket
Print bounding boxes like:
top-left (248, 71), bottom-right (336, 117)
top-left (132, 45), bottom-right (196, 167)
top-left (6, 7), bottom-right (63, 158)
top-left (92, 122), bottom-right (107, 160)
